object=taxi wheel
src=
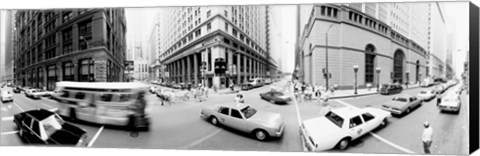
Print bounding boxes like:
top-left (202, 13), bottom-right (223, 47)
top-left (337, 138), bottom-right (351, 150)
top-left (210, 116), bottom-right (219, 126)
top-left (270, 100), bottom-right (276, 104)
top-left (380, 118), bottom-right (388, 127)
top-left (69, 108), bottom-right (77, 121)
top-left (406, 108), bottom-right (411, 114)
top-left (254, 129), bottom-right (269, 141)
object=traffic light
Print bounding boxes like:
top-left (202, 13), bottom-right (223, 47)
top-left (214, 58), bottom-right (227, 75)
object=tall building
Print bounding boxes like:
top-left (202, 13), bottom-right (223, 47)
top-left (147, 20), bottom-right (160, 82)
top-left (3, 11), bottom-right (16, 83)
top-left (14, 9), bottom-right (127, 90)
top-left (158, 6), bottom-right (277, 89)
top-left (428, 2), bottom-right (448, 78)
top-left (126, 9), bottom-right (153, 82)
top-left (296, 4), bottom-right (429, 89)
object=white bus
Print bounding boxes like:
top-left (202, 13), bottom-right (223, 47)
top-left (53, 81), bottom-right (150, 130)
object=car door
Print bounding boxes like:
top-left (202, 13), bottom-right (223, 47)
top-left (29, 120), bottom-right (45, 144)
top-left (361, 113), bottom-right (377, 133)
top-left (348, 115), bottom-right (366, 140)
top-left (217, 107), bottom-right (230, 126)
top-left (20, 116), bottom-right (34, 143)
top-left (228, 109), bottom-right (248, 132)
top-left (411, 96), bottom-right (421, 107)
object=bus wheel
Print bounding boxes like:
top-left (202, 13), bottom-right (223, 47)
top-left (69, 108), bottom-right (77, 121)
top-left (128, 115), bottom-right (138, 131)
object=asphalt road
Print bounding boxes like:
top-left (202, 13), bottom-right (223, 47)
top-left (296, 83), bottom-right (469, 155)
top-left (1, 78), bottom-right (303, 152)
top-left (0, 80), bottom-right (469, 155)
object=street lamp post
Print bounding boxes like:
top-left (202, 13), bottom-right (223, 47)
top-left (80, 36), bottom-right (89, 49)
top-left (353, 65), bottom-right (359, 95)
top-left (325, 24), bottom-right (334, 88)
top-left (376, 67), bottom-right (381, 92)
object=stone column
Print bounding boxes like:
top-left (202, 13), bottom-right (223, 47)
top-left (249, 57), bottom-right (253, 79)
top-left (237, 53), bottom-right (241, 84)
top-left (194, 53), bottom-right (198, 85)
top-left (243, 54), bottom-right (247, 83)
top-left (187, 56), bottom-right (191, 84)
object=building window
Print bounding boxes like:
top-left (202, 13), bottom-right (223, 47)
top-left (63, 61), bottom-right (74, 81)
top-left (207, 22), bottom-right (211, 31)
top-left (47, 65), bottom-right (57, 91)
top-left (78, 19), bottom-right (93, 50)
top-left (208, 48), bottom-right (212, 71)
top-left (224, 10), bottom-right (228, 17)
top-left (63, 43), bottom-right (73, 54)
top-left (79, 58), bottom-right (94, 82)
top-left (62, 28), bottom-right (72, 43)
top-left (207, 10), bottom-right (211, 17)
top-left (232, 29), bottom-right (237, 37)
top-left (62, 11), bottom-right (73, 23)
top-left (45, 48), bottom-right (56, 60)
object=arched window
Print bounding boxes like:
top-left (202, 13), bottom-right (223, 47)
top-left (393, 50), bottom-right (405, 83)
top-left (365, 44), bottom-right (376, 84)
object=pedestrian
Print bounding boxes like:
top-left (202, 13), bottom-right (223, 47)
top-left (422, 122), bottom-right (433, 154)
top-left (234, 94), bottom-right (244, 103)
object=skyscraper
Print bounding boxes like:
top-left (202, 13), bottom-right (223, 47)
top-left (14, 9), bottom-right (127, 90)
top-left (158, 6), bottom-right (277, 88)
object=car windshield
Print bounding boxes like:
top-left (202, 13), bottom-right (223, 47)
top-left (325, 111), bottom-right (344, 128)
top-left (382, 84), bottom-right (390, 88)
top-left (392, 97), bottom-right (408, 102)
top-left (41, 115), bottom-right (65, 137)
top-left (241, 106), bottom-right (257, 119)
top-left (31, 90), bottom-right (37, 93)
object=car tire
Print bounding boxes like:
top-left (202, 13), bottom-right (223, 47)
top-left (128, 115), bottom-right (138, 131)
top-left (210, 116), bottom-right (219, 126)
top-left (253, 129), bottom-right (269, 141)
top-left (380, 118), bottom-right (388, 127)
top-left (270, 100), bottom-right (275, 104)
top-left (406, 108), bottom-right (411, 114)
top-left (337, 138), bottom-right (351, 150)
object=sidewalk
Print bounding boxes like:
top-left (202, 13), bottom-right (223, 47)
top-left (303, 84), bottom-right (421, 100)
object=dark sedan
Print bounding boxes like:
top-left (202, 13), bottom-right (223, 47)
top-left (13, 87), bottom-right (21, 93)
top-left (380, 84), bottom-right (403, 95)
top-left (14, 109), bottom-right (88, 146)
top-left (260, 91), bottom-right (292, 104)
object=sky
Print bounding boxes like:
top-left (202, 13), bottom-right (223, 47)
top-left (270, 5), bottom-right (296, 73)
top-left (443, 2), bottom-right (469, 79)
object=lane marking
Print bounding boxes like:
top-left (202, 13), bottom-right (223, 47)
top-left (2, 116), bottom-right (14, 121)
top-left (13, 102), bottom-right (25, 112)
top-left (369, 132), bottom-right (416, 154)
top-left (40, 102), bottom-right (55, 109)
top-left (87, 126), bottom-right (104, 147)
top-left (335, 99), bottom-right (417, 154)
top-left (334, 99), bottom-right (359, 109)
top-left (179, 129), bottom-right (222, 149)
top-left (1, 131), bottom-right (18, 135)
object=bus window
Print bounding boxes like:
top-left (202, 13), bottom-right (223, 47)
top-left (74, 92), bottom-right (86, 99)
top-left (61, 91), bottom-right (70, 98)
top-left (119, 94), bottom-right (131, 102)
top-left (100, 94), bottom-right (113, 102)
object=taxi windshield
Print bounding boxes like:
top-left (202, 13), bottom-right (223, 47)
top-left (241, 106), bottom-right (257, 119)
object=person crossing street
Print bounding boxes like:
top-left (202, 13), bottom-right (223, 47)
top-left (422, 122), bottom-right (434, 154)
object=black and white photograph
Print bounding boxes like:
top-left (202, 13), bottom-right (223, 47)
top-left (0, 0), bottom-right (477, 156)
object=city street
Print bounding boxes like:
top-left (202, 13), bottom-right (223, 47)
top-left (1, 78), bottom-right (303, 152)
top-left (296, 84), bottom-right (469, 155)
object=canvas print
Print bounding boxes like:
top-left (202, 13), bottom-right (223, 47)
top-left (0, 1), bottom-right (471, 155)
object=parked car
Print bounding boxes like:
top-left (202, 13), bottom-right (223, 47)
top-left (241, 83), bottom-right (255, 91)
top-left (259, 90), bottom-right (291, 104)
top-left (300, 107), bottom-right (391, 151)
top-left (25, 89), bottom-right (43, 99)
top-left (13, 109), bottom-right (88, 146)
top-left (45, 90), bottom-right (60, 99)
top-left (417, 90), bottom-right (436, 101)
top-left (200, 103), bottom-right (285, 141)
top-left (434, 85), bottom-right (446, 94)
top-left (149, 86), bottom-right (157, 93)
top-left (438, 93), bottom-right (461, 114)
top-left (379, 84), bottom-right (403, 95)
top-left (1, 90), bottom-right (14, 103)
top-left (381, 94), bottom-right (422, 116)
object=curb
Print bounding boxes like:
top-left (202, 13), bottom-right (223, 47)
top-left (327, 86), bottom-right (421, 99)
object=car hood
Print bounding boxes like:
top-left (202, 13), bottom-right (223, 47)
top-left (49, 123), bottom-right (86, 145)
top-left (249, 111), bottom-right (283, 126)
top-left (383, 101), bottom-right (406, 108)
top-left (302, 117), bottom-right (341, 145)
